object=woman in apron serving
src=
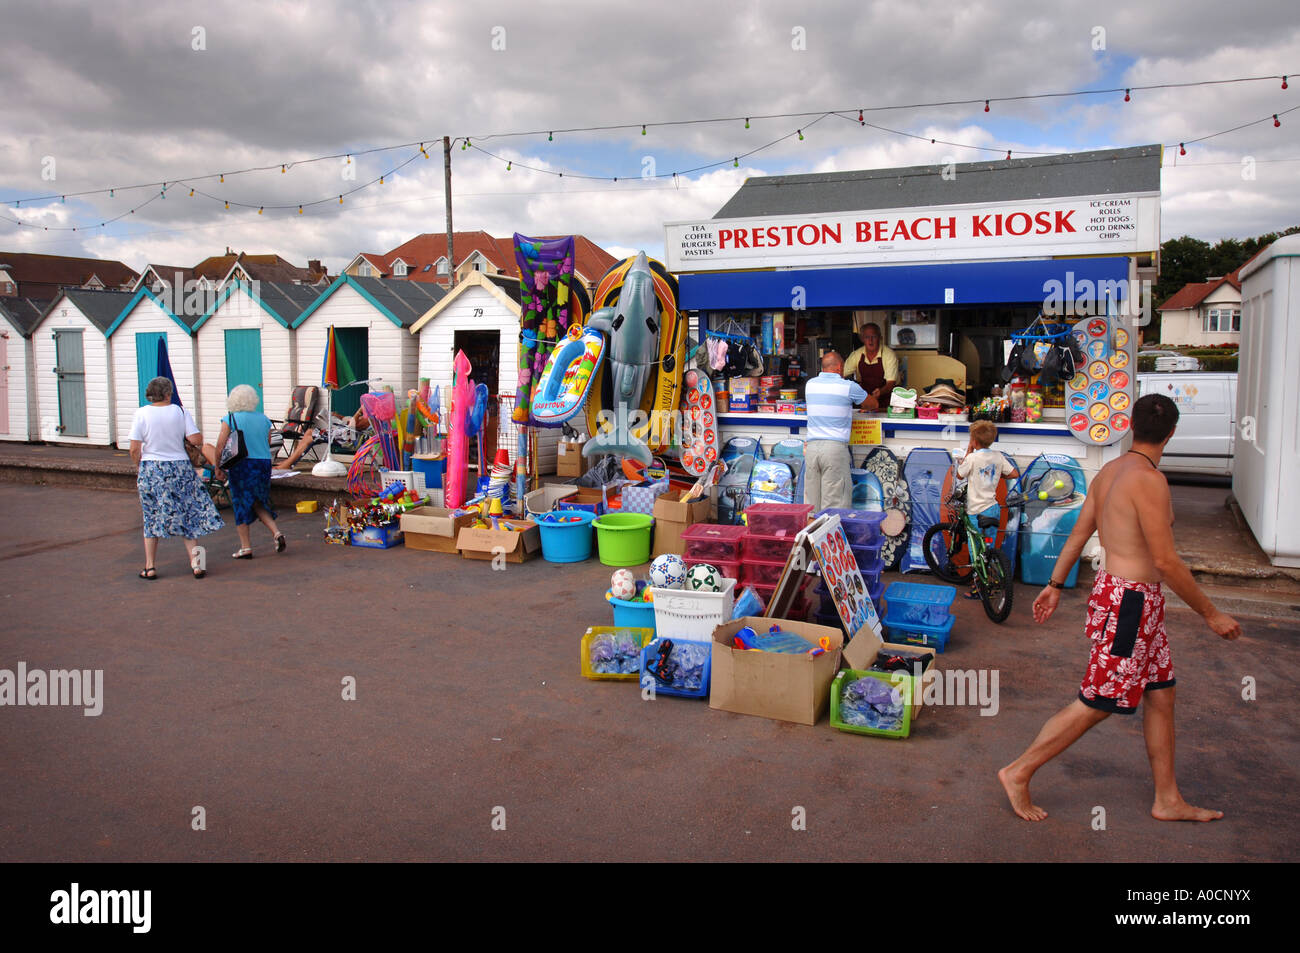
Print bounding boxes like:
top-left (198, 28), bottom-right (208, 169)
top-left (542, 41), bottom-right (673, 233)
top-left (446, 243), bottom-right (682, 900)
top-left (844, 322), bottom-right (900, 410)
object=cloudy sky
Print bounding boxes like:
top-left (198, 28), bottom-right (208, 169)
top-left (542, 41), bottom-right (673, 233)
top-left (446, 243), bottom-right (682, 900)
top-left (1, 0), bottom-right (1296, 274)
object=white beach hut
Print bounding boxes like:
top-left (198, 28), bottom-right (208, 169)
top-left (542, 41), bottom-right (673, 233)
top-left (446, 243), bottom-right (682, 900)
top-left (30, 289), bottom-right (134, 446)
top-left (106, 287), bottom-right (201, 448)
top-left (0, 297), bottom-right (47, 442)
top-left (191, 280), bottom-right (322, 434)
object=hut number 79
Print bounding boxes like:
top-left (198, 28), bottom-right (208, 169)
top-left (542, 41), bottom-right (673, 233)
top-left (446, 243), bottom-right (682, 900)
top-left (473, 308), bottom-right (483, 317)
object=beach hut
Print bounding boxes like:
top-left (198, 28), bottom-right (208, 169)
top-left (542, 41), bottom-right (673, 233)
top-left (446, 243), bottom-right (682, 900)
top-left (30, 289), bottom-right (134, 446)
top-left (191, 280), bottom-right (322, 434)
top-left (0, 297), bottom-right (48, 442)
top-left (290, 276), bottom-right (444, 417)
top-left (105, 287), bottom-right (201, 448)
top-left (408, 271), bottom-right (562, 474)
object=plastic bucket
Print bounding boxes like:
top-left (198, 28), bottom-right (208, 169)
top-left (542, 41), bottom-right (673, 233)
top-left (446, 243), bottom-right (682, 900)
top-left (592, 512), bottom-right (654, 567)
top-left (536, 510), bottom-right (596, 563)
top-left (607, 582), bottom-right (657, 632)
top-left (411, 456), bottom-right (445, 489)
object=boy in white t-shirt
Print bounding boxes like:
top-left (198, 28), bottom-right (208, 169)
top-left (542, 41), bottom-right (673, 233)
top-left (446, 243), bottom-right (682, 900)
top-left (956, 420), bottom-right (1020, 596)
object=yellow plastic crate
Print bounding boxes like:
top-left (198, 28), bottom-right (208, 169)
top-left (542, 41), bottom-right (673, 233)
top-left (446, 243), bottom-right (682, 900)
top-left (580, 626), bottom-right (655, 680)
top-left (296, 500), bottom-right (319, 514)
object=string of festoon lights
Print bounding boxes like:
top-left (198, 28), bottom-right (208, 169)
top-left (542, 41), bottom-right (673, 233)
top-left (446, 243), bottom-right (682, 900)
top-left (2, 72), bottom-right (1292, 232)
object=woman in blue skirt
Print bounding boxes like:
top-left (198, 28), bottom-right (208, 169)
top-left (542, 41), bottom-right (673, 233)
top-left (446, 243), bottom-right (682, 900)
top-left (214, 384), bottom-right (285, 559)
top-left (128, 377), bottom-right (225, 579)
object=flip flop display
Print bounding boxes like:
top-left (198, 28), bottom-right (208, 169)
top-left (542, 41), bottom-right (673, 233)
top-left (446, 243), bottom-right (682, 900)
top-left (679, 368), bottom-right (720, 476)
top-left (863, 446), bottom-right (910, 571)
top-left (1066, 312), bottom-right (1135, 446)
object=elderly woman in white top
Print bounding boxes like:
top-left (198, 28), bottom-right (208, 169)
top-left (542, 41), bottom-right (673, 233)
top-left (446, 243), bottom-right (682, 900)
top-left (128, 377), bottom-right (224, 579)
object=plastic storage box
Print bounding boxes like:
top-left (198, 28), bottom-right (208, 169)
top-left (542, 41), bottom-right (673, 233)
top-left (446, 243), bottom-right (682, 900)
top-left (742, 559), bottom-right (790, 588)
top-left (685, 557), bottom-right (741, 584)
top-left (854, 555), bottom-right (885, 585)
top-left (580, 626), bottom-right (655, 680)
top-left (830, 668), bottom-right (915, 738)
top-left (650, 578), bottom-right (737, 643)
top-left (743, 503), bottom-right (813, 537)
top-left (752, 584), bottom-right (812, 621)
top-left (884, 615), bottom-right (956, 653)
top-left (745, 531), bottom-right (798, 562)
top-left (681, 523), bottom-right (747, 563)
top-left (639, 637), bottom-right (712, 698)
top-left (817, 508), bottom-right (887, 545)
top-left (883, 582), bottom-right (958, 628)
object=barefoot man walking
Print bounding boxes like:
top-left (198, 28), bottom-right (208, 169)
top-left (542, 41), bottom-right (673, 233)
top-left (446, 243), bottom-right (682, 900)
top-left (999, 393), bottom-right (1241, 822)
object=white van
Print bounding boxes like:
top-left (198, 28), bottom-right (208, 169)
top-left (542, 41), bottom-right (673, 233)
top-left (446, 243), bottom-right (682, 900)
top-left (1136, 372), bottom-right (1237, 477)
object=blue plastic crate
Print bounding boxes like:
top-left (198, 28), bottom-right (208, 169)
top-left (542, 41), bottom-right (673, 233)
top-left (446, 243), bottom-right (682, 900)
top-left (817, 508), bottom-right (887, 546)
top-left (639, 638), bottom-right (712, 698)
top-left (884, 615), bottom-right (956, 654)
top-left (883, 582), bottom-right (958, 628)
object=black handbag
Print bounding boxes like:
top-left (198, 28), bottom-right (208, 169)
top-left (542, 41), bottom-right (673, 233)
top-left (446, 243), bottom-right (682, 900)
top-left (218, 413), bottom-right (248, 469)
top-left (1000, 342), bottom-right (1025, 383)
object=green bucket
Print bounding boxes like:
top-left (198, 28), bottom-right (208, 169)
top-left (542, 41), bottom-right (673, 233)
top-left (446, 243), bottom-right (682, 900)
top-left (592, 512), bottom-right (654, 567)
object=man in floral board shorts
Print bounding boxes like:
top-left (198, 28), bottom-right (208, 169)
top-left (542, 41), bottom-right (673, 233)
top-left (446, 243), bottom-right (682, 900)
top-left (998, 394), bottom-right (1241, 823)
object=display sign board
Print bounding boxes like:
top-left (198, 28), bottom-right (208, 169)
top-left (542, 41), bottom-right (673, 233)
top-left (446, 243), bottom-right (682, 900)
top-left (1064, 312), bottom-right (1136, 447)
top-left (850, 417), bottom-right (883, 446)
top-left (665, 193), bottom-right (1160, 272)
top-left (768, 515), bottom-right (883, 641)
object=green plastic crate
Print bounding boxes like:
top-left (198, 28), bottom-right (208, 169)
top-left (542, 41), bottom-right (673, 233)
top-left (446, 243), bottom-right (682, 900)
top-left (829, 668), bottom-right (915, 739)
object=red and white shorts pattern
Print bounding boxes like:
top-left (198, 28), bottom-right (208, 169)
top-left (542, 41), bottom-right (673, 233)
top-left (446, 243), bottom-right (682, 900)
top-left (1079, 570), bottom-right (1175, 714)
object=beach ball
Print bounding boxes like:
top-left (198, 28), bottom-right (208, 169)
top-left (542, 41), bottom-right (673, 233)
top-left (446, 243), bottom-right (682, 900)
top-left (686, 564), bottom-right (722, 592)
top-left (649, 554), bottom-right (687, 589)
top-left (610, 569), bottom-right (637, 601)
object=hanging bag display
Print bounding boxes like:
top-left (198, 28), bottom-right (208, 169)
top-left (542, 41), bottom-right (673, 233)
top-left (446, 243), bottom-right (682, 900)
top-left (219, 412), bottom-right (248, 469)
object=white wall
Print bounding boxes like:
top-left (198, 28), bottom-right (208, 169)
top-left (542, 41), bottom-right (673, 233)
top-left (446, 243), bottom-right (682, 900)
top-left (33, 303), bottom-right (115, 446)
top-left (0, 318), bottom-right (30, 440)
top-left (197, 288), bottom-right (296, 434)
top-left (296, 282), bottom-right (418, 411)
top-left (414, 283), bottom-right (561, 474)
top-left (110, 299), bottom-right (198, 448)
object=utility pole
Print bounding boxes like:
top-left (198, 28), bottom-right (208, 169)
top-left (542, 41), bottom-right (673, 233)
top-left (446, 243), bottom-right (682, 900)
top-left (443, 136), bottom-right (455, 289)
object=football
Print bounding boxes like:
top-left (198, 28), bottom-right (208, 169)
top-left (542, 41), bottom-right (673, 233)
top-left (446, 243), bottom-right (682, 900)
top-left (649, 554), bottom-right (687, 589)
top-left (609, 569), bottom-right (638, 601)
top-left (686, 564), bottom-right (722, 592)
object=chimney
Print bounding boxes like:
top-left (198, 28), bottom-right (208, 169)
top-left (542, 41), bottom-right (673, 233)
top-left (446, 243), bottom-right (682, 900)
top-left (309, 259), bottom-right (322, 274)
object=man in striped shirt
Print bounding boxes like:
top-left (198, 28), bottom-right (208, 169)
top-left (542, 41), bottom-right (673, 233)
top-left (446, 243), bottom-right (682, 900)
top-left (803, 351), bottom-right (869, 511)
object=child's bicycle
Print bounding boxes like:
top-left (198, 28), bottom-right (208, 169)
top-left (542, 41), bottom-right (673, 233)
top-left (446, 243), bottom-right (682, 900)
top-left (923, 467), bottom-right (1076, 623)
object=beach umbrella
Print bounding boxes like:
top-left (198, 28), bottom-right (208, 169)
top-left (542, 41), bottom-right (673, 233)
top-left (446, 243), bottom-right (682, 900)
top-left (312, 325), bottom-right (358, 477)
top-left (156, 337), bottom-right (182, 406)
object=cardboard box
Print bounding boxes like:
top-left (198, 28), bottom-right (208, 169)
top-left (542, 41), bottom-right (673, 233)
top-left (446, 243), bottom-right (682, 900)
top-left (349, 524), bottom-right (403, 549)
top-left (710, 617), bottom-right (845, 726)
top-left (400, 506), bottom-right (477, 554)
top-left (652, 491), bottom-right (713, 556)
top-left (456, 519), bottom-right (542, 563)
top-left (525, 485), bottom-right (578, 518)
top-left (556, 439), bottom-right (586, 477)
top-left (842, 626), bottom-right (938, 724)
top-left (557, 486), bottom-right (608, 516)
top-left (622, 477), bottom-right (670, 515)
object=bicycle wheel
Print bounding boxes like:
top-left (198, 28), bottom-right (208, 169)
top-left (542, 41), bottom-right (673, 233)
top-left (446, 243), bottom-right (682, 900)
top-left (206, 479), bottom-right (231, 510)
top-left (923, 522), bottom-right (973, 583)
top-left (977, 549), bottom-right (1015, 623)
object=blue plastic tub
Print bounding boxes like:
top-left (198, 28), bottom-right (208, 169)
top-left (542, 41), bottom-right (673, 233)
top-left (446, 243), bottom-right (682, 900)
top-left (411, 456), bottom-right (445, 489)
top-left (639, 637), bottom-right (712, 698)
top-left (536, 509), bottom-right (596, 563)
top-left (608, 581), bottom-right (657, 632)
top-left (884, 615), bottom-right (956, 654)
top-left (883, 582), bottom-right (958, 628)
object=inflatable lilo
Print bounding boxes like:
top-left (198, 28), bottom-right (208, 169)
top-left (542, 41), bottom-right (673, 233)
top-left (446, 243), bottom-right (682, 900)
top-left (530, 324), bottom-right (606, 426)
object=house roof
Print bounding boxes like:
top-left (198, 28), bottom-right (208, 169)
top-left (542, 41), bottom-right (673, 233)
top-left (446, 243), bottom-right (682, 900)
top-left (193, 252), bottom-right (319, 285)
top-left (293, 275), bottom-right (447, 329)
top-left (104, 286), bottom-right (195, 336)
top-left (0, 251), bottom-right (138, 290)
top-left (48, 289), bottom-right (136, 334)
top-left (354, 232), bottom-right (619, 285)
top-left (712, 145), bottom-right (1164, 219)
top-left (136, 264), bottom-right (195, 290)
top-left (1156, 251), bottom-right (1263, 311)
top-left (0, 297), bottom-right (52, 336)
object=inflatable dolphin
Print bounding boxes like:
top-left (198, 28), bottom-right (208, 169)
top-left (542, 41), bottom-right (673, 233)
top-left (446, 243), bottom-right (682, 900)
top-left (584, 252), bottom-right (660, 464)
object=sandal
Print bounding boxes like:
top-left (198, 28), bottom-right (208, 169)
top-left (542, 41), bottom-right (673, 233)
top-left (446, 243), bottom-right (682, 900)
top-left (191, 552), bottom-right (206, 579)
top-left (275, 534), bottom-right (286, 553)
top-left (232, 549), bottom-right (254, 559)
top-left (138, 567), bottom-right (158, 580)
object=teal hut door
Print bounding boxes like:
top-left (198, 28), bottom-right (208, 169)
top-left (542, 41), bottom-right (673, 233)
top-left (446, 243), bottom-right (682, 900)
top-left (54, 329), bottom-right (87, 436)
top-left (224, 328), bottom-right (263, 410)
top-left (135, 331), bottom-right (165, 404)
